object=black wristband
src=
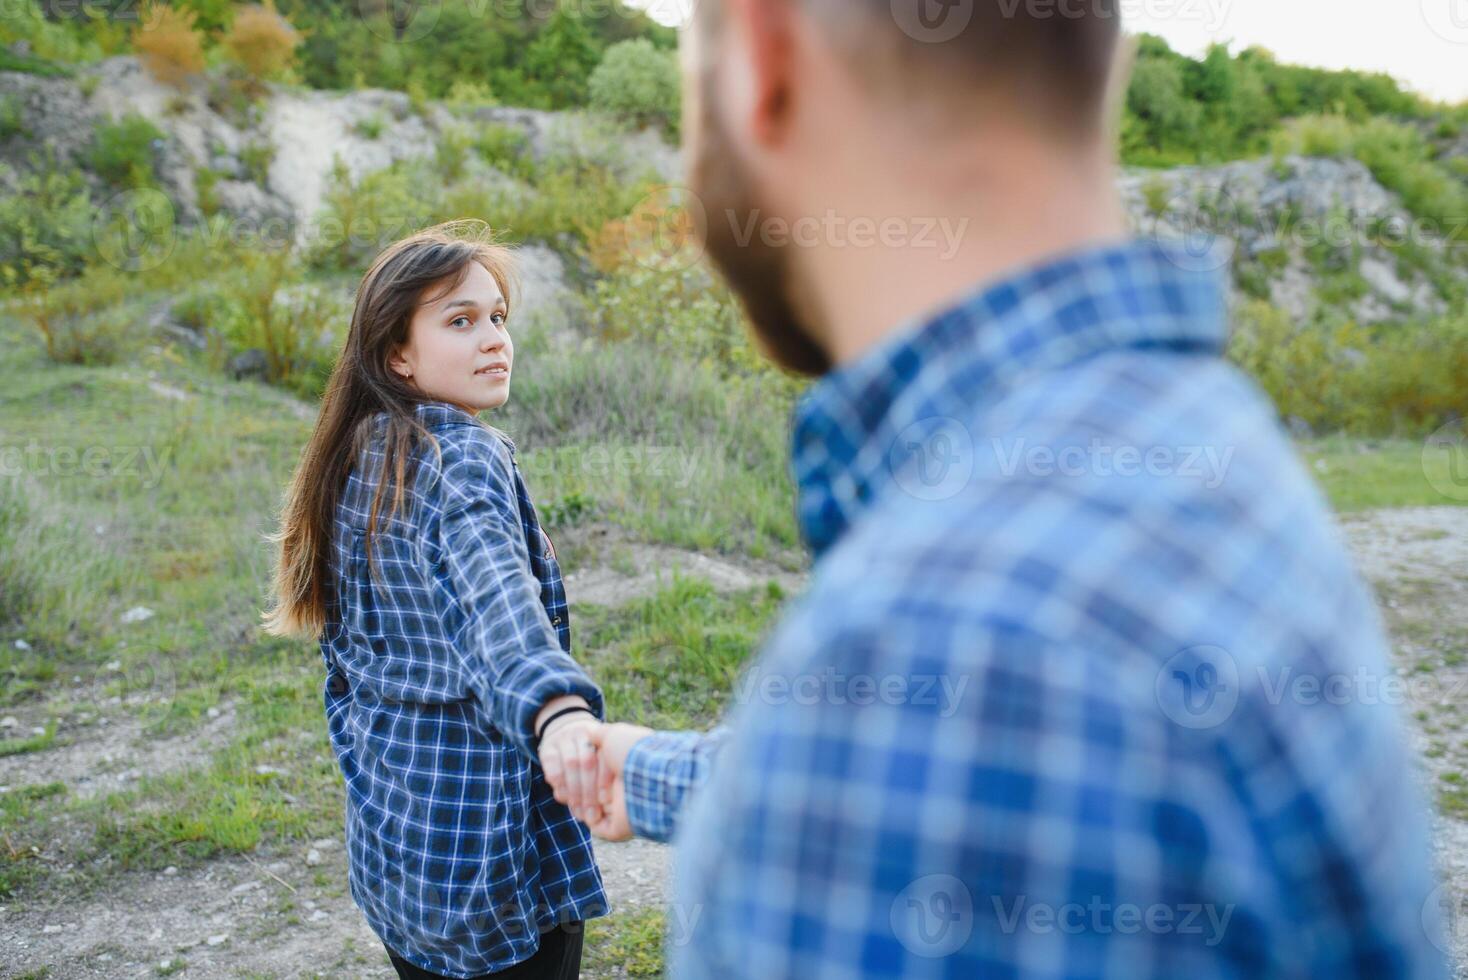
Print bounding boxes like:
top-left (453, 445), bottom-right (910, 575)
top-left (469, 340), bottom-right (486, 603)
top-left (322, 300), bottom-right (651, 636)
top-left (532, 705), bottom-right (595, 754)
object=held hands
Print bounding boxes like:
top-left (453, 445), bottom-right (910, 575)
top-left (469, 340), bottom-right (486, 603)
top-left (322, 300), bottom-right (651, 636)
top-left (534, 698), bottom-right (650, 841)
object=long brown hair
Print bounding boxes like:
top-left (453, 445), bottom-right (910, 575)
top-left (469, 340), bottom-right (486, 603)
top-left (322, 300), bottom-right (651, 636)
top-left (263, 219), bottom-right (521, 638)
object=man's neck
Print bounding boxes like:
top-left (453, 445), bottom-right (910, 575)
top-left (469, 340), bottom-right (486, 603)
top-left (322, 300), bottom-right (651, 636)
top-left (790, 138), bottom-right (1131, 370)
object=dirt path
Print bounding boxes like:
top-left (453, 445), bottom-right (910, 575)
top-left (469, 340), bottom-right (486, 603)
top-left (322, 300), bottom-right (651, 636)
top-left (2, 508), bottom-right (1464, 978)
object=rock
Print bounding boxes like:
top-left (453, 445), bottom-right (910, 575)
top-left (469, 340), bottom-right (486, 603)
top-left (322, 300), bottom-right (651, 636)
top-left (120, 606), bottom-right (155, 624)
top-left (305, 847), bottom-right (322, 866)
top-left (228, 349), bottom-right (269, 381)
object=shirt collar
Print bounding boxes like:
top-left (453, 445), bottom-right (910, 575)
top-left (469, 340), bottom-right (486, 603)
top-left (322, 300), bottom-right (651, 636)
top-left (789, 236), bottom-right (1231, 559)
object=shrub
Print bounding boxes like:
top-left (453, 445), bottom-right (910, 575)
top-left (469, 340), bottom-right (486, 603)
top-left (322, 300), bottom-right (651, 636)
top-left (1228, 299), bottom-right (1468, 435)
top-left (220, 1), bottom-right (301, 87)
top-left (15, 267), bottom-right (136, 365)
top-left (134, 3), bottom-right (206, 90)
top-left (588, 39), bottom-right (680, 135)
top-left (89, 114), bottom-right (165, 189)
top-left (1272, 115), bottom-right (1468, 243)
top-left (239, 139), bottom-right (275, 184)
top-left (0, 165), bottom-right (95, 287)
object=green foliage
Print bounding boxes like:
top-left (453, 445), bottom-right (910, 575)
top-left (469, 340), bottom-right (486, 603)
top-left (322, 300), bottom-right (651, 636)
top-left (473, 123), bottom-right (535, 182)
top-left (88, 114), bottom-right (165, 190)
top-left (1228, 299), bottom-right (1468, 435)
top-left (0, 96), bottom-right (26, 141)
top-left (589, 38), bottom-right (681, 137)
top-left (1272, 115), bottom-right (1468, 242)
top-left (0, 165), bottom-right (95, 288)
top-left (15, 266), bottom-right (140, 365)
top-left (1121, 35), bottom-right (1432, 167)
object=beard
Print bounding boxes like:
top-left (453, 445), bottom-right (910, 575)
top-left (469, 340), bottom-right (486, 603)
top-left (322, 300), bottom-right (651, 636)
top-left (686, 71), bottom-right (833, 378)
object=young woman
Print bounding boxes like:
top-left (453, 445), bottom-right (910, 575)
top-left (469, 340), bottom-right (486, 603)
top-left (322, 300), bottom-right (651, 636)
top-left (265, 220), bottom-right (607, 980)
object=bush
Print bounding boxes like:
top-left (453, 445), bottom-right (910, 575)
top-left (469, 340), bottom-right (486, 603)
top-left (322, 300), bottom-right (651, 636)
top-left (1228, 299), bottom-right (1468, 435)
top-left (0, 165), bottom-right (95, 288)
top-left (134, 3), bottom-right (206, 90)
top-left (588, 39), bottom-right (680, 136)
top-left (89, 114), bottom-right (165, 189)
top-left (1272, 115), bottom-right (1468, 243)
top-left (220, 1), bottom-right (301, 87)
top-left (15, 267), bottom-right (137, 365)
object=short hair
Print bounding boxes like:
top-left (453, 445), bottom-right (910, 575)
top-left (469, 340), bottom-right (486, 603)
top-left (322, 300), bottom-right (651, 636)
top-left (695, 0), bottom-right (1124, 140)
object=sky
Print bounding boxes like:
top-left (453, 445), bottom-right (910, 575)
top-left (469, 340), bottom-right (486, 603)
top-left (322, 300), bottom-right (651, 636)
top-left (626, 0), bottom-right (1468, 104)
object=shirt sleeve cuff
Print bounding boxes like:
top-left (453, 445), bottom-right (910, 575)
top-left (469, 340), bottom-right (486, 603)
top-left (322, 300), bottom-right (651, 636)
top-left (623, 729), bottom-right (714, 843)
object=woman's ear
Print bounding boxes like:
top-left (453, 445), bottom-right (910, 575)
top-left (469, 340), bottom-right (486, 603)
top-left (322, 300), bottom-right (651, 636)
top-left (387, 345), bottom-right (413, 380)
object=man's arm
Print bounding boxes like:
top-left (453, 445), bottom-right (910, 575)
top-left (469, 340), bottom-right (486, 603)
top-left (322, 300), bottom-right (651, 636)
top-left (576, 723), bottom-right (730, 843)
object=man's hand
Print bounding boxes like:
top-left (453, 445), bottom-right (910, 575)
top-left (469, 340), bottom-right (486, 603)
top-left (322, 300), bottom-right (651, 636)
top-left (578, 722), bottom-right (653, 841)
top-left (535, 696), bottom-right (602, 826)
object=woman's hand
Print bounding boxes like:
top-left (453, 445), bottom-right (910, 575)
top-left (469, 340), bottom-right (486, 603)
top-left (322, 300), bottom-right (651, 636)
top-left (535, 696), bottom-right (603, 825)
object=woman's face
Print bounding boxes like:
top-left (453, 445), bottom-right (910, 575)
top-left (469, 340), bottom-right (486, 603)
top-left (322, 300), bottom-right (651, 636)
top-left (389, 260), bottom-right (513, 414)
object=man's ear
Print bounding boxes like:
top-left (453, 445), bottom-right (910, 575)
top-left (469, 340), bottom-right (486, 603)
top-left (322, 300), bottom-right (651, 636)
top-left (724, 0), bottom-right (795, 149)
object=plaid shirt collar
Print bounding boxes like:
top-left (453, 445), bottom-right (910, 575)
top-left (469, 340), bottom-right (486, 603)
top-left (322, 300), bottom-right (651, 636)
top-left (789, 237), bottom-right (1230, 558)
top-left (408, 400), bottom-right (516, 452)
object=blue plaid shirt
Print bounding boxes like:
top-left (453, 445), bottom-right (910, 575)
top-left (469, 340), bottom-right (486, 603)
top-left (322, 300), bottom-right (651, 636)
top-left (624, 238), bottom-right (1449, 978)
top-left (319, 401), bottom-right (607, 978)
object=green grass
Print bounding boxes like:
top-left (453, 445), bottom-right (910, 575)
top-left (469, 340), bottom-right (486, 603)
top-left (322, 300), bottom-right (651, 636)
top-left (585, 907), bottom-right (666, 978)
top-left (577, 576), bottom-right (788, 730)
top-left (1298, 436), bottom-right (1468, 511)
top-left (0, 719), bottom-right (57, 757)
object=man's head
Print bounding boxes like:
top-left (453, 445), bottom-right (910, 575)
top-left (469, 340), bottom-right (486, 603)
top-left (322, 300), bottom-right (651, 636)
top-left (679, 0), bottom-right (1126, 376)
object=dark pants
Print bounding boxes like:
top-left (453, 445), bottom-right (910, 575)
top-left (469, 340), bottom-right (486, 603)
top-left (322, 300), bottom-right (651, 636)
top-left (385, 922), bottom-right (584, 980)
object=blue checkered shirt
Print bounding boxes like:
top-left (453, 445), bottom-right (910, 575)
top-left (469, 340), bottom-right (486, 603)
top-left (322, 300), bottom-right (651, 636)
top-left (319, 401), bottom-right (607, 978)
top-left (623, 238), bottom-right (1449, 978)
